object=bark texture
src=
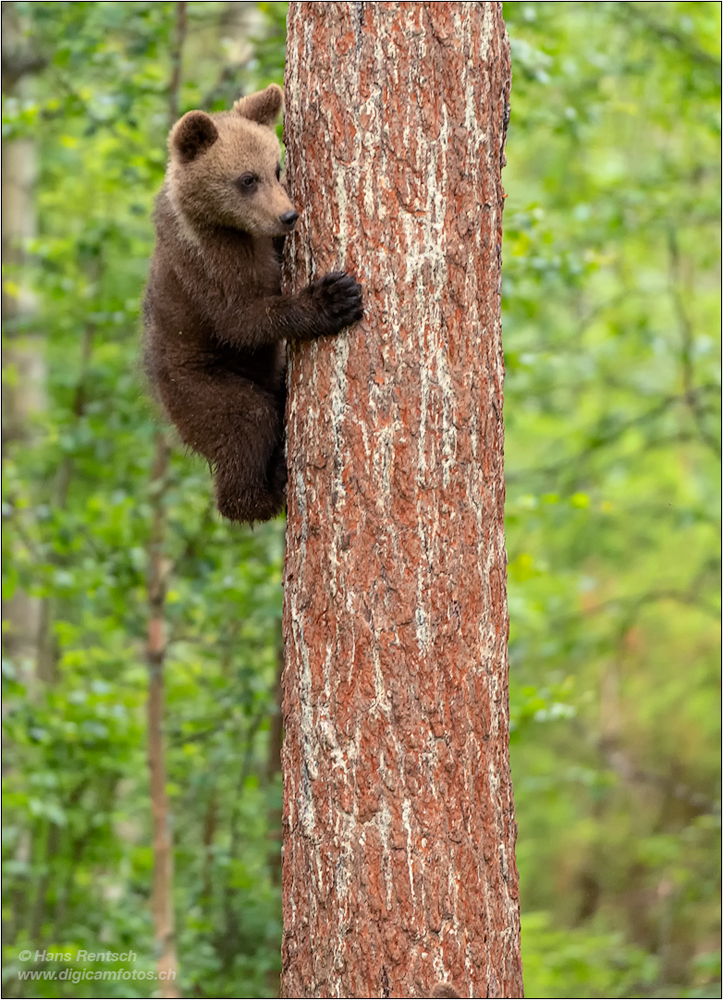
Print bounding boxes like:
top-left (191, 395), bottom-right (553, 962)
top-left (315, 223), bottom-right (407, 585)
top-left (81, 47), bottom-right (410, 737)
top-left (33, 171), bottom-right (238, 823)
top-left (282, 4), bottom-right (521, 998)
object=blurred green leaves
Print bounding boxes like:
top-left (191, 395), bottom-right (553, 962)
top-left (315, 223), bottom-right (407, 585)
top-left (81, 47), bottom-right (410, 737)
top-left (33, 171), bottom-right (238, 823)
top-left (3, 3), bottom-right (287, 997)
top-left (503, 2), bottom-right (720, 996)
top-left (1, 2), bottom-right (719, 998)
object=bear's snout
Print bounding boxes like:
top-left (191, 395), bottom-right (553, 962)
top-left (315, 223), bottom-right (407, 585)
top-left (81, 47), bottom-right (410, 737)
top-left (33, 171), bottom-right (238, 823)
top-left (280, 210), bottom-right (299, 229)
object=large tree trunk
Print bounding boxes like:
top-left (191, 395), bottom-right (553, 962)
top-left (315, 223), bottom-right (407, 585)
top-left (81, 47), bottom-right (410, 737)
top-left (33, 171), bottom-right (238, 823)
top-left (281, 4), bottom-right (521, 998)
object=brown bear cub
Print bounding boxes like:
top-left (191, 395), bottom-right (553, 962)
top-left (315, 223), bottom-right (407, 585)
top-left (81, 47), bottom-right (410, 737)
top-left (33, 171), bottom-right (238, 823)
top-left (144, 84), bottom-right (363, 523)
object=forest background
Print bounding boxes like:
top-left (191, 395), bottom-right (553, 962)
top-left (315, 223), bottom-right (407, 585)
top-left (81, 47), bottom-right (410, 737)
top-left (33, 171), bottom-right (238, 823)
top-left (1, 2), bottom-right (720, 998)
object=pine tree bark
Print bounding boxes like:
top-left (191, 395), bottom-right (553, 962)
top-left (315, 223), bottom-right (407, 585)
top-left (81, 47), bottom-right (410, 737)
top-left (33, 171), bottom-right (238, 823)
top-left (281, 4), bottom-right (521, 998)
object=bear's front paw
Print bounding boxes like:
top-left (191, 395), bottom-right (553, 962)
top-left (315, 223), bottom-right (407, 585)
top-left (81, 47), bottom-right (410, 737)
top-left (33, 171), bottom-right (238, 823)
top-left (307, 271), bottom-right (364, 335)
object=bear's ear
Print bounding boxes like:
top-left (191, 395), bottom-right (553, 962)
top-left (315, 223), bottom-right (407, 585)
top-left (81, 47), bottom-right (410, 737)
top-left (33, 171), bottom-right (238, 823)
top-left (233, 83), bottom-right (284, 127)
top-left (170, 111), bottom-right (219, 163)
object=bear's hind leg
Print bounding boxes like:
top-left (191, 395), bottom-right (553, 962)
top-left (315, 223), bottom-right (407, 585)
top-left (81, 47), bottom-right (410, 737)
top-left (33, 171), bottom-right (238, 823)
top-left (267, 439), bottom-right (288, 509)
top-left (215, 466), bottom-right (282, 524)
top-left (210, 385), bottom-right (285, 525)
top-left (165, 371), bottom-right (285, 525)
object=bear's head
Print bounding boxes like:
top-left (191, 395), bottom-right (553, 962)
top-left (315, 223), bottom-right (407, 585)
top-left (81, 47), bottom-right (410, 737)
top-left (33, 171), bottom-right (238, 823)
top-left (167, 84), bottom-right (298, 238)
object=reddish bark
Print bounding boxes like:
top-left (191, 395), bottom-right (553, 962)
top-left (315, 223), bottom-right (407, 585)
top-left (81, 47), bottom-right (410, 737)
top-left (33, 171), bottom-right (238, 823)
top-left (281, 4), bottom-right (522, 998)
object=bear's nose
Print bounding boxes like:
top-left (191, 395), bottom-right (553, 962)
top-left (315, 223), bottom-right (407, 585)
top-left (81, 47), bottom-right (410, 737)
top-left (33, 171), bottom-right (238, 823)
top-left (280, 210), bottom-right (299, 228)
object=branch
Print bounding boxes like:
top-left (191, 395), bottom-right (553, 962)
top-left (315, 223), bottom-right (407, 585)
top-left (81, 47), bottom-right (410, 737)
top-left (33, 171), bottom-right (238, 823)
top-left (2, 54), bottom-right (46, 90)
top-left (600, 741), bottom-right (717, 815)
top-left (539, 562), bottom-right (721, 634)
top-left (505, 391), bottom-right (699, 485)
top-left (668, 227), bottom-right (721, 459)
top-left (620, 4), bottom-right (722, 72)
top-left (167, 1), bottom-right (187, 126)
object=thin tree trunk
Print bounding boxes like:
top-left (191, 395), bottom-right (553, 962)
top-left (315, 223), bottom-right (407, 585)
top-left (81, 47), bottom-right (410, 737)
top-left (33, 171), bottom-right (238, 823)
top-left (266, 624), bottom-right (285, 887)
top-left (146, 431), bottom-right (177, 997)
top-left (144, 7), bottom-right (187, 995)
top-left (28, 822), bottom-right (60, 943)
top-left (281, 4), bottom-right (521, 998)
top-left (1, 2), bottom-right (45, 686)
top-left (2, 7), bottom-right (45, 941)
top-left (36, 295), bottom-right (100, 684)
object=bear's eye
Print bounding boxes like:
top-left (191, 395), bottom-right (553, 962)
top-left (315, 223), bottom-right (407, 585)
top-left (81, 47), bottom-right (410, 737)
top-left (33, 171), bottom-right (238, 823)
top-left (237, 173), bottom-right (258, 193)
top-left (275, 163), bottom-right (281, 182)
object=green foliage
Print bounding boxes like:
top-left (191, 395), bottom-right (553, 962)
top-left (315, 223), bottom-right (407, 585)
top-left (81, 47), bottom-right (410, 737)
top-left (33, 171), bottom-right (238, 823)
top-left (3, 3), bottom-right (287, 997)
top-left (503, 2), bottom-right (721, 996)
top-left (1, 2), bottom-right (719, 999)
top-left (521, 911), bottom-right (659, 999)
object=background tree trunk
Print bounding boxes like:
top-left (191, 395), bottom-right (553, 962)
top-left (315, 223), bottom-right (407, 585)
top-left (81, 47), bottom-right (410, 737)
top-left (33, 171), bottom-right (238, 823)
top-left (281, 4), bottom-right (522, 998)
top-left (1, 2), bottom-right (45, 684)
top-left (147, 432), bottom-right (177, 998)
top-left (144, 7), bottom-right (186, 995)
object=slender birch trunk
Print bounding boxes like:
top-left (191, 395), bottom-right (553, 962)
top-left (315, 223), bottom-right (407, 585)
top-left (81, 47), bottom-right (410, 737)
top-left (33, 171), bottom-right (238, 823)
top-left (281, 4), bottom-right (522, 997)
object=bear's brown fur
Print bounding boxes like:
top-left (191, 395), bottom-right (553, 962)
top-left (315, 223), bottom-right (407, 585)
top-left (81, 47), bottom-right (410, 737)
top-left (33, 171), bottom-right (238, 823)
top-left (144, 83), bottom-right (363, 523)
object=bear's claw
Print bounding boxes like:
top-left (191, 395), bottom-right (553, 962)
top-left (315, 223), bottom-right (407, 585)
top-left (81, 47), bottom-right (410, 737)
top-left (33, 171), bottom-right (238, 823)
top-left (307, 271), bottom-right (364, 334)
